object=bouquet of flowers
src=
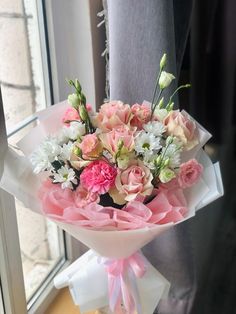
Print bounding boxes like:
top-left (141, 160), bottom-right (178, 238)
top-left (0, 54), bottom-right (223, 314)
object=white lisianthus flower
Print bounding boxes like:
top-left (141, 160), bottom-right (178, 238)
top-left (53, 165), bottom-right (77, 189)
top-left (59, 141), bottom-right (73, 161)
top-left (162, 143), bottom-right (181, 168)
top-left (159, 71), bottom-right (175, 89)
top-left (143, 121), bottom-right (166, 137)
top-left (154, 108), bottom-right (168, 121)
top-left (135, 131), bottom-right (161, 155)
top-left (60, 121), bottom-right (86, 141)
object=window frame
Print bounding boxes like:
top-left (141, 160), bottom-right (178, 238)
top-left (0, 0), bottom-right (105, 312)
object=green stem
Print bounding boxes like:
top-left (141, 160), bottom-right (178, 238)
top-left (167, 84), bottom-right (191, 107)
top-left (150, 69), bottom-right (162, 111)
top-left (151, 89), bottom-right (163, 118)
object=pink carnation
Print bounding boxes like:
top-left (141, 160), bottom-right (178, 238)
top-left (62, 107), bottom-right (80, 124)
top-left (130, 103), bottom-right (151, 129)
top-left (96, 100), bottom-right (131, 131)
top-left (178, 159), bottom-right (203, 188)
top-left (80, 160), bottom-right (117, 194)
top-left (74, 185), bottom-right (100, 207)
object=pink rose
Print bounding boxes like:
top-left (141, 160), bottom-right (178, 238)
top-left (96, 101), bottom-right (132, 131)
top-left (62, 107), bottom-right (80, 124)
top-left (99, 125), bottom-right (135, 157)
top-left (80, 160), bottom-right (117, 194)
top-left (79, 133), bottom-right (103, 159)
top-left (130, 103), bottom-right (151, 129)
top-left (110, 160), bottom-right (153, 203)
top-left (74, 185), bottom-right (100, 207)
top-left (178, 159), bottom-right (203, 188)
top-left (164, 110), bottom-right (198, 150)
top-left (38, 180), bottom-right (74, 217)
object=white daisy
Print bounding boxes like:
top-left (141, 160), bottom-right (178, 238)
top-left (30, 148), bottom-right (52, 174)
top-left (143, 121), bottom-right (166, 137)
top-left (135, 131), bottom-right (161, 155)
top-left (53, 165), bottom-right (77, 189)
top-left (59, 141), bottom-right (73, 161)
top-left (41, 137), bottom-right (61, 162)
top-left (30, 137), bottom-right (61, 173)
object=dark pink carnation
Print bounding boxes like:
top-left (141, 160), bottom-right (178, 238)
top-left (178, 159), bottom-right (203, 188)
top-left (80, 160), bottom-right (117, 194)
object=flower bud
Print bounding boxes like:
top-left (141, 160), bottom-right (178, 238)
top-left (81, 93), bottom-right (86, 106)
top-left (164, 158), bottom-right (170, 167)
top-left (160, 53), bottom-right (167, 69)
top-left (79, 105), bottom-right (88, 122)
top-left (157, 97), bottom-right (164, 109)
top-left (75, 79), bottom-right (82, 93)
top-left (73, 146), bottom-right (82, 157)
top-left (155, 155), bottom-right (162, 166)
top-left (166, 136), bottom-right (174, 145)
top-left (159, 71), bottom-right (175, 90)
top-left (117, 139), bottom-right (124, 151)
top-left (159, 168), bottom-right (176, 183)
top-left (68, 93), bottom-right (80, 109)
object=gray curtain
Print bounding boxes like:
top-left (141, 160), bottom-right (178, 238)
top-left (106, 1), bottom-right (194, 313)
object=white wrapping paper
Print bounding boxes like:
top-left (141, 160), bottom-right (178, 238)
top-left (0, 101), bottom-right (224, 313)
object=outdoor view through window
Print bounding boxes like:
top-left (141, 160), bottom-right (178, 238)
top-left (0, 0), bottom-right (64, 301)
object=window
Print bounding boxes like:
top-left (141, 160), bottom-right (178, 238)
top-left (0, 0), bottom-right (105, 313)
top-left (0, 1), bottom-right (76, 313)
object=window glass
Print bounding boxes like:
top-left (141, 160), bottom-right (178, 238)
top-left (0, 0), bottom-right (65, 301)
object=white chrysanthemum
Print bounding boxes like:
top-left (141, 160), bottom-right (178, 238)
top-left (143, 121), bottom-right (166, 137)
top-left (135, 131), bottom-right (161, 155)
top-left (30, 148), bottom-right (52, 174)
top-left (59, 121), bottom-right (86, 142)
top-left (59, 141), bottom-right (73, 161)
top-left (41, 137), bottom-right (61, 160)
top-left (30, 137), bottom-right (61, 173)
top-left (162, 143), bottom-right (181, 168)
top-left (53, 165), bottom-right (77, 189)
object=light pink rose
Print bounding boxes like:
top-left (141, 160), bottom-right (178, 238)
top-left (38, 180), bottom-right (75, 216)
top-left (79, 133), bottom-right (103, 159)
top-left (62, 107), bottom-right (80, 124)
top-left (178, 159), bottom-right (203, 188)
top-left (96, 100), bottom-right (132, 131)
top-left (74, 185), bottom-right (100, 207)
top-left (99, 125), bottom-right (135, 156)
top-left (80, 160), bottom-right (117, 194)
top-left (111, 160), bottom-right (153, 203)
top-left (164, 110), bottom-right (198, 150)
top-left (130, 103), bottom-right (151, 129)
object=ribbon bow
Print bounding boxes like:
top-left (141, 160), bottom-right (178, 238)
top-left (102, 252), bottom-right (147, 314)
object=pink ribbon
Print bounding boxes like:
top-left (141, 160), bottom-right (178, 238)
top-left (102, 252), bottom-right (147, 314)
